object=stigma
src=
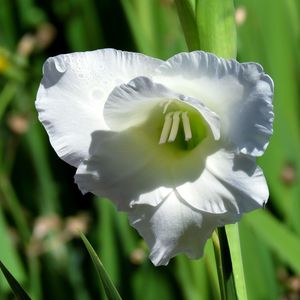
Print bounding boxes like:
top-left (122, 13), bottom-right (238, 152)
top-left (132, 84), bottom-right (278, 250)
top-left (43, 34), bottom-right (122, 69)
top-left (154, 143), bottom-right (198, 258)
top-left (159, 111), bottom-right (192, 144)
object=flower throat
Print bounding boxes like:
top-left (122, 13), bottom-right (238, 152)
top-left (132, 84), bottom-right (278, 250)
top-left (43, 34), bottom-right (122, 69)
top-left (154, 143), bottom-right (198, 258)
top-left (158, 100), bottom-right (207, 150)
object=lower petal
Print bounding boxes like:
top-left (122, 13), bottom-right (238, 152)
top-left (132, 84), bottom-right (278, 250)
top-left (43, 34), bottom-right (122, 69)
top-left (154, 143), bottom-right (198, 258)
top-left (129, 190), bottom-right (241, 266)
top-left (176, 149), bottom-right (269, 214)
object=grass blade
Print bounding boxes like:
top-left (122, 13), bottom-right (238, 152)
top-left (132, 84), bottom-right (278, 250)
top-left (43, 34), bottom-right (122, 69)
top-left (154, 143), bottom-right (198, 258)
top-left (174, 0), bottom-right (200, 51)
top-left (239, 219), bottom-right (279, 300)
top-left (237, 0), bottom-right (300, 234)
top-left (196, 0), bottom-right (236, 58)
top-left (0, 205), bottom-right (25, 292)
top-left (245, 210), bottom-right (300, 275)
top-left (0, 260), bottom-right (32, 300)
top-left (225, 223), bottom-right (248, 300)
top-left (213, 228), bottom-right (238, 300)
top-left (0, 82), bottom-right (18, 121)
top-left (81, 234), bottom-right (122, 300)
top-left (204, 239), bottom-right (221, 300)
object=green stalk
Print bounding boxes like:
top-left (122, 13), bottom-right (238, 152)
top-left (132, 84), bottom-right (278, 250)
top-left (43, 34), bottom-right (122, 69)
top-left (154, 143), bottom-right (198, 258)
top-left (213, 228), bottom-right (238, 300)
top-left (196, 0), bottom-right (237, 58)
top-left (212, 230), bottom-right (227, 300)
top-left (196, 0), bottom-right (242, 297)
top-left (225, 224), bottom-right (248, 300)
top-left (175, 1), bottom-right (247, 298)
top-left (174, 0), bottom-right (200, 51)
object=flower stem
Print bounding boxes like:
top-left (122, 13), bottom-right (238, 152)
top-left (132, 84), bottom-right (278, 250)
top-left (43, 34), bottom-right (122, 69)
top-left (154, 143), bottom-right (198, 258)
top-left (196, 0), bottom-right (237, 58)
top-left (212, 230), bottom-right (227, 300)
top-left (174, 0), bottom-right (200, 51)
top-left (213, 227), bottom-right (239, 300)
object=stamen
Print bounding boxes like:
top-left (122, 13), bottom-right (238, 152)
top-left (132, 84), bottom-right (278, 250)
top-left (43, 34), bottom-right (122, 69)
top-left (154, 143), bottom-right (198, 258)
top-left (162, 100), bottom-right (172, 114)
top-left (159, 112), bottom-right (173, 144)
top-left (182, 112), bottom-right (192, 141)
top-left (168, 112), bottom-right (181, 142)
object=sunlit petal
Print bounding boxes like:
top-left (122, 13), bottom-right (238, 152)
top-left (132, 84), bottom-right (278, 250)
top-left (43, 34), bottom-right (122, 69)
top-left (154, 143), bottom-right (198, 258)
top-left (36, 49), bottom-right (162, 167)
top-left (176, 149), bottom-right (268, 214)
top-left (154, 51), bottom-right (274, 156)
top-left (37, 49), bottom-right (274, 266)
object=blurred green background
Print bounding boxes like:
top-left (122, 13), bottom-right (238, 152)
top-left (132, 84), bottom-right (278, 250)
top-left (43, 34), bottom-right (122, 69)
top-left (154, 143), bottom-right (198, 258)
top-left (0, 0), bottom-right (300, 299)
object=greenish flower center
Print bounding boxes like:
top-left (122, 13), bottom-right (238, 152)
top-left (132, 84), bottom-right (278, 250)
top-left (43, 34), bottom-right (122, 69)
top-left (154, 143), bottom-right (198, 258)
top-left (157, 100), bottom-right (207, 151)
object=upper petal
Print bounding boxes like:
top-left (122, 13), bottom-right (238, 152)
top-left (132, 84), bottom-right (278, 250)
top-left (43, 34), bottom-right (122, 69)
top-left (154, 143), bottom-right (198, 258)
top-left (154, 51), bottom-right (274, 156)
top-left (74, 77), bottom-right (222, 210)
top-left (129, 190), bottom-right (241, 266)
top-left (36, 49), bottom-right (162, 167)
top-left (104, 76), bottom-right (221, 140)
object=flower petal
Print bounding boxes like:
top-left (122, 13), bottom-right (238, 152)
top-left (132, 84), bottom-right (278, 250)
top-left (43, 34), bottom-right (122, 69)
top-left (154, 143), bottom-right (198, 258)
top-left (129, 190), bottom-right (241, 266)
top-left (74, 77), bottom-right (223, 210)
top-left (36, 49), bottom-right (162, 167)
top-left (104, 76), bottom-right (220, 140)
top-left (154, 51), bottom-right (274, 156)
top-left (74, 127), bottom-right (214, 210)
top-left (176, 149), bottom-right (269, 214)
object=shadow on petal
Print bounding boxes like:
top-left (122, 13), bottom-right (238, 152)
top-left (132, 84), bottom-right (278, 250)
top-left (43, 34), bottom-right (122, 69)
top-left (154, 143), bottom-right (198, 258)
top-left (41, 57), bottom-right (66, 88)
top-left (75, 127), bottom-right (218, 210)
top-left (232, 154), bottom-right (256, 176)
top-left (128, 191), bottom-right (242, 266)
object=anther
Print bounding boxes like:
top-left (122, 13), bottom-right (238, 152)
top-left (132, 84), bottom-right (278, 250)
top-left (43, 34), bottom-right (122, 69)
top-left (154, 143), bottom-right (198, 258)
top-left (182, 112), bottom-right (192, 141)
top-left (159, 112), bottom-right (173, 144)
top-left (162, 100), bottom-right (172, 114)
top-left (168, 112), bottom-right (181, 142)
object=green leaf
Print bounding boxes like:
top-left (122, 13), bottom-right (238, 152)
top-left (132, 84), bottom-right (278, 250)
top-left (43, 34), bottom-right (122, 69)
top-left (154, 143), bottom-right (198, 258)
top-left (0, 205), bottom-right (25, 292)
top-left (174, 0), bottom-right (200, 51)
top-left (236, 0), bottom-right (300, 234)
top-left (204, 239), bottom-right (221, 300)
top-left (196, 0), bottom-right (236, 58)
top-left (175, 255), bottom-right (209, 300)
top-left (212, 231), bottom-right (227, 300)
top-left (120, 0), bottom-right (186, 58)
top-left (239, 219), bottom-right (279, 300)
top-left (0, 81), bottom-right (18, 121)
top-left (245, 210), bottom-right (300, 275)
top-left (213, 228), bottom-right (238, 300)
top-left (131, 262), bottom-right (175, 300)
top-left (0, 260), bottom-right (32, 300)
top-left (225, 224), bottom-right (248, 300)
top-left (96, 199), bottom-right (120, 286)
top-left (81, 234), bottom-right (123, 300)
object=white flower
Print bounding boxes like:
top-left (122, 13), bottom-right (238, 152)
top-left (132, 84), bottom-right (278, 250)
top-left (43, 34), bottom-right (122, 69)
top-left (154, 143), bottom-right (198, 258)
top-left (36, 49), bottom-right (274, 266)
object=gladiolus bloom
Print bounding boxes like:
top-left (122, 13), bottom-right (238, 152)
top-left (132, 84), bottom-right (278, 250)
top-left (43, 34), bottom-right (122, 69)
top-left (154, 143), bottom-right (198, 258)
top-left (36, 49), bottom-right (274, 266)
